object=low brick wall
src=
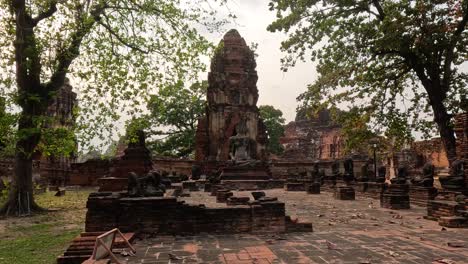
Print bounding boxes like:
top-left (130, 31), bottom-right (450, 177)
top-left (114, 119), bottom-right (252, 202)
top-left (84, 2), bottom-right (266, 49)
top-left (85, 192), bottom-right (310, 234)
top-left (69, 159), bottom-right (111, 186)
top-left (409, 187), bottom-right (438, 207)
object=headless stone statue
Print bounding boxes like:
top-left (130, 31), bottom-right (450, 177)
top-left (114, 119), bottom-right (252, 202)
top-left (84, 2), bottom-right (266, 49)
top-left (440, 159), bottom-right (465, 190)
top-left (391, 165), bottom-right (408, 185)
top-left (329, 161), bottom-right (339, 184)
top-left (343, 158), bottom-right (354, 184)
top-left (127, 171), bottom-right (165, 197)
top-left (367, 159), bottom-right (376, 182)
top-left (310, 162), bottom-right (321, 184)
top-left (376, 166), bottom-right (386, 183)
top-left (192, 164), bottom-right (202, 180)
top-left (411, 162), bottom-right (434, 187)
top-left (128, 172), bottom-right (142, 197)
top-left (359, 163), bottom-right (370, 182)
top-left (319, 169), bottom-right (327, 185)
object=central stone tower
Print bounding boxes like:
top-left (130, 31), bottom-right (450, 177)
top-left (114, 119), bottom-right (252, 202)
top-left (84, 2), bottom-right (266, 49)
top-left (195, 29), bottom-right (268, 163)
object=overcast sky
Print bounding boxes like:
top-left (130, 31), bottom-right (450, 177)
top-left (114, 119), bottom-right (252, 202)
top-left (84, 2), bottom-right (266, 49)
top-left (201, 0), bottom-right (317, 123)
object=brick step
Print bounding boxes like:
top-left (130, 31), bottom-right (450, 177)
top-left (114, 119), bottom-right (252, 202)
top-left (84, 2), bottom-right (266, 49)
top-left (57, 232), bottom-right (135, 264)
top-left (438, 216), bottom-right (468, 228)
top-left (457, 210), bottom-right (468, 217)
top-left (64, 250), bottom-right (93, 256)
top-left (57, 255), bottom-right (90, 264)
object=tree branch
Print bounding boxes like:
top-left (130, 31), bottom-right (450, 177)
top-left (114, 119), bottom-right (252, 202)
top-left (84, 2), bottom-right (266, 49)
top-left (47, 2), bottom-right (107, 92)
top-left (98, 13), bottom-right (149, 54)
top-left (31, 1), bottom-right (59, 26)
top-left (372, 0), bottom-right (385, 21)
top-left (442, 2), bottom-right (468, 88)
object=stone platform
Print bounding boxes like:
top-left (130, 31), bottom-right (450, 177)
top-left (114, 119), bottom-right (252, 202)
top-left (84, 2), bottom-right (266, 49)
top-left (112, 190), bottom-right (468, 264)
top-left (381, 184), bottom-right (410, 210)
top-left (85, 191), bottom-right (311, 235)
top-left (220, 179), bottom-right (285, 190)
top-left (426, 191), bottom-right (468, 228)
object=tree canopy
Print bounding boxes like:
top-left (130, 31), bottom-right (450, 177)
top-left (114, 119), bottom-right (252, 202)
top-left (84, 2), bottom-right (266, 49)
top-left (268, 0), bottom-right (468, 161)
top-left (145, 81), bottom-right (207, 157)
top-left (259, 105), bottom-right (285, 155)
top-left (0, 0), bottom-right (229, 215)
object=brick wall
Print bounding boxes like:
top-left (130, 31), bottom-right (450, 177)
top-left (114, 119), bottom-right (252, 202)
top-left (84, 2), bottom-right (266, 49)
top-left (85, 193), bottom-right (290, 234)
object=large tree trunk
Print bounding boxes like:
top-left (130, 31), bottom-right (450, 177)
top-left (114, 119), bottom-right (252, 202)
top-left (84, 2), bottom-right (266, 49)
top-left (0, 152), bottom-right (43, 216)
top-left (431, 98), bottom-right (457, 163)
top-left (0, 113), bottom-right (44, 216)
top-left (422, 79), bottom-right (457, 163)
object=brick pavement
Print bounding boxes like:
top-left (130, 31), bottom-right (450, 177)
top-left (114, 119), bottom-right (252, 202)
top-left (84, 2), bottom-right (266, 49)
top-left (116, 190), bottom-right (468, 264)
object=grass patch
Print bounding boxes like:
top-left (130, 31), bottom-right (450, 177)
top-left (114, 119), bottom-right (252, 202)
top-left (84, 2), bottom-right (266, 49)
top-left (0, 225), bottom-right (80, 264)
top-left (0, 189), bottom-right (94, 264)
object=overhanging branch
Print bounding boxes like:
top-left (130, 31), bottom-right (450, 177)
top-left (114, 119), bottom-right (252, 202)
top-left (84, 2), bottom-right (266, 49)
top-left (31, 1), bottom-right (59, 26)
top-left (442, 2), bottom-right (468, 88)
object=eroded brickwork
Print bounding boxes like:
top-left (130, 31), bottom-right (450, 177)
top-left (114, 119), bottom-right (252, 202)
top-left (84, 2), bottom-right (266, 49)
top-left (195, 29), bottom-right (267, 162)
top-left (279, 109), bottom-right (344, 160)
top-left (40, 80), bottom-right (77, 186)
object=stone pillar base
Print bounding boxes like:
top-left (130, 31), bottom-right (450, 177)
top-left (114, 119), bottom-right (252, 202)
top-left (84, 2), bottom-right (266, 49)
top-left (409, 186), bottom-right (438, 207)
top-left (307, 183), bottom-right (321, 194)
top-left (334, 186), bottom-right (355, 200)
top-left (380, 184), bottom-right (410, 209)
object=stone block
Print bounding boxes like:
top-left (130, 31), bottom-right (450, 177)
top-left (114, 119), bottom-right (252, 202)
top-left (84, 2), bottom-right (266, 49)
top-left (182, 181), bottom-right (198, 191)
top-left (285, 183), bottom-right (305, 192)
top-left (306, 183), bottom-right (320, 194)
top-left (227, 196), bottom-right (250, 205)
top-left (438, 216), bottom-right (468, 228)
top-left (334, 186), bottom-right (355, 200)
top-left (251, 191), bottom-right (266, 200)
top-left (409, 186), bottom-right (438, 207)
top-left (216, 190), bottom-right (234, 203)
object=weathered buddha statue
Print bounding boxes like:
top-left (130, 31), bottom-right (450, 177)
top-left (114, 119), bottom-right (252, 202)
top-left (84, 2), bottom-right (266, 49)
top-left (359, 162), bottom-right (370, 182)
top-left (310, 162), bottom-right (322, 184)
top-left (376, 165), bottom-right (386, 183)
top-left (191, 164), bottom-right (202, 180)
top-left (343, 158), bottom-right (354, 184)
top-left (228, 119), bottom-right (260, 167)
top-left (367, 159), bottom-right (376, 182)
top-left (127, 171), bottom-right (165, 197)
top-left (329, 161), bottom-right (339, 184)
top-left (391, 165), bottom-right (409, 185)
top-left (439, 159), bottom-right (465, 190)
top-left (411, 162), bottom-right (435, 187)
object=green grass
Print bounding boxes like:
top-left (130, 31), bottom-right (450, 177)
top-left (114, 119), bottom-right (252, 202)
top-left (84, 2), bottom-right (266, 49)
top-left (0, 189), bottom-right (94, 264)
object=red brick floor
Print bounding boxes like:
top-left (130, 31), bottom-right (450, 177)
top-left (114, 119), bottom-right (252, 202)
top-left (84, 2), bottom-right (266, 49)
top-left (116, 190), bottom-right (468, 264)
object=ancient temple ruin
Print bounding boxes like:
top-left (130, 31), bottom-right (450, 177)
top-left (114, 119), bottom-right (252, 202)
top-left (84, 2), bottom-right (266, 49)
top-left (279, 109), bottom-right (344, 161)
top-left (195, 29), bottom-right (268, 164)
top-left (39, 79), bottom-right (77, 186)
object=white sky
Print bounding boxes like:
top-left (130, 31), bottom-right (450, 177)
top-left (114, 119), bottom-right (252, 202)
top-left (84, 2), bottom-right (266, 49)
top-left (200, 0), bottom-right (318, 122)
